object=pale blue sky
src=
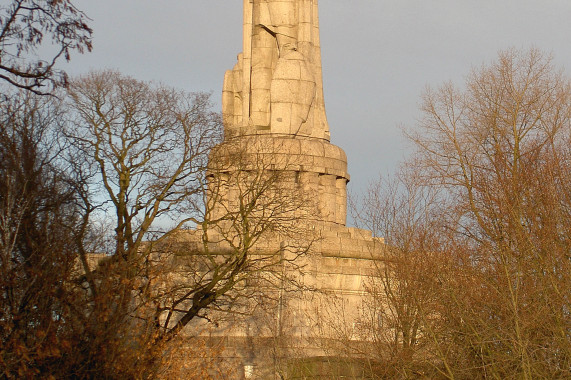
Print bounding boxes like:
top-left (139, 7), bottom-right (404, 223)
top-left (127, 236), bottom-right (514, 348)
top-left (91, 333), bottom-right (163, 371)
top-left (62, 1), bottom-right (571, 200)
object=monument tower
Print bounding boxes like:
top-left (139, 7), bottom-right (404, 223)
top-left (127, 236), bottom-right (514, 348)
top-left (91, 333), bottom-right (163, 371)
top-left (202, 1), bottom-right (383, 377)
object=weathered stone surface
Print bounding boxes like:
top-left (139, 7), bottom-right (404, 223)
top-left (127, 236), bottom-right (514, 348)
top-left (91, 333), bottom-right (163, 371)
top-left (223, 0), bottom-right (330, 140)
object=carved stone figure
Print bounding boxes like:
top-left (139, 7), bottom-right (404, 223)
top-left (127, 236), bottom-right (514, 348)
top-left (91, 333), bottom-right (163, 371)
top-left (223, 0), bottom-right (330, 140)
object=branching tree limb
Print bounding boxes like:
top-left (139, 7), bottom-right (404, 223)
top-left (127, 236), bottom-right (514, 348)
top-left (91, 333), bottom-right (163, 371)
top-left (0, 0), bottom-right (92, 94)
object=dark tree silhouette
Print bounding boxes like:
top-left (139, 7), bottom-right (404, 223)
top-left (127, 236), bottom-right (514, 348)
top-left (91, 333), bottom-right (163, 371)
top-left (0, 0), bottom-right (92, 94)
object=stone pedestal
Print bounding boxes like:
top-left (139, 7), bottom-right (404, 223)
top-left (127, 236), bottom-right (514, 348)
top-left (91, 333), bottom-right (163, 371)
top-left (208, 135), bottom-right (350, 226)
top-left (174, 221), bottom-right (384, 379)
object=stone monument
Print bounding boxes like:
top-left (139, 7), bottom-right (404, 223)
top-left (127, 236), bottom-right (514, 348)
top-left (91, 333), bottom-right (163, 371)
top-left (188, 2), bottom-right (384, 378)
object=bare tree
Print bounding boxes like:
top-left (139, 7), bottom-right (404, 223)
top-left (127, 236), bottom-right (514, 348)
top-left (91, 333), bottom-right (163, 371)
top-left (409, 47), bottom-right (571, 379)
top-left (67, 70), bottom-right (220, 260)
top-left (140, 134), bottom-right (319, 378)
top-left (336, 48), bottom-right (571, 380)
top-left (0, 90), bottom-right (90, 378)
top-left (0, 0), bottom-right (92, 94)
top-left (344, 171), bottom-right (449, 379)
top-left (64, 70), bottom-right (222, 376)
top-left (66, 71), bottom-right (316, 376)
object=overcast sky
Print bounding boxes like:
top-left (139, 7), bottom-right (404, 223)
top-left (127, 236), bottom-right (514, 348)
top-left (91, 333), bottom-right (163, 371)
top-left (61, 0), bottom-right (571, 203)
